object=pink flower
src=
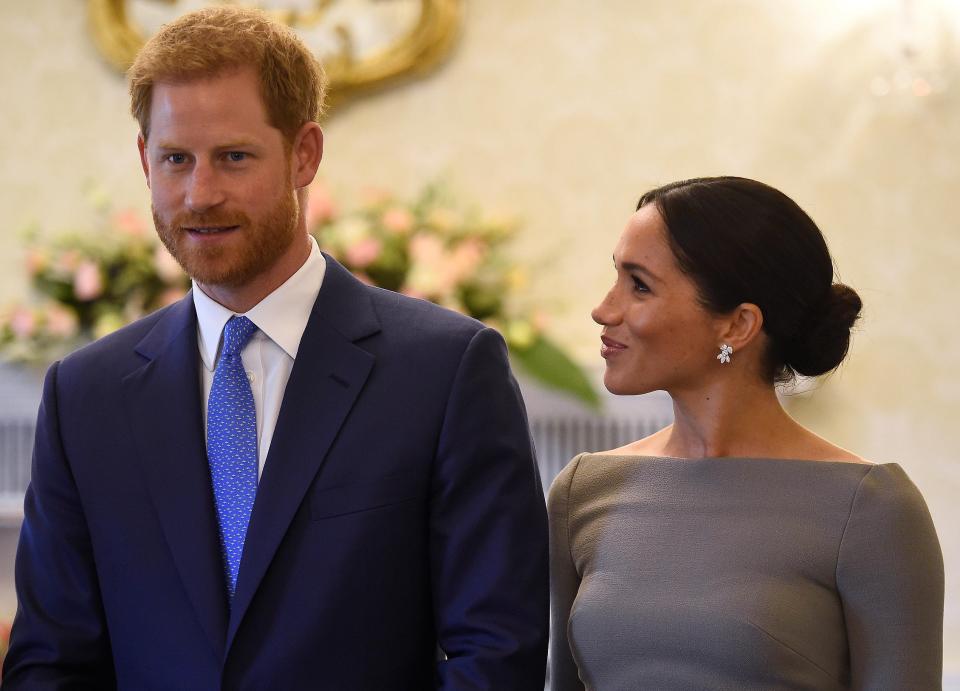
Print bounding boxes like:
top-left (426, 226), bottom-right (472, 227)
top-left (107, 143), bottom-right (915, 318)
top-left (10, 307), bottom-right (37, 339)
top-left (112, 209), bottom-right (147, 238)
top-left (344, 237), bottom-right (383, 269)
top-left (55, 250), bottom-right (82, 273)
top-left (409, 234), bottom-right (444, 264)
top-left (154, 246), bottom-right (185, 283)
top-left (44, 304), bottom-right (79, 338)
top-left (407, 235), bottom-right (454, 297)
top-left (447, 239), bottom-right (485, 282)
top-left (73, 261), bottom-right (104, 301)
top-left (306, 182), bottom-right (338, 227)
top-left (381, 207), bottom-right (414, 235)
top-left (532, 310), bottom-right (550, 331)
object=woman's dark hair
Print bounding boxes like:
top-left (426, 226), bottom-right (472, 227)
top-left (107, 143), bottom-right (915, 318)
top-left (637, 176), bottom-right (862, 382)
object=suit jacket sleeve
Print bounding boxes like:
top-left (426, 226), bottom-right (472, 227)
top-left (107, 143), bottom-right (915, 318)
top-left (2, 362), bottom-right (116, 689)
top-left (430, 327), bottom-right (549, 690)
top-left (836, 464), bottom-right (943, 689)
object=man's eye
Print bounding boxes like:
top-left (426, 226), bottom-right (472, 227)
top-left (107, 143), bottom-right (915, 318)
top-left (227, 152), bottom-right (247, 162)
top-left (166, 153), bottom-right (187, 164)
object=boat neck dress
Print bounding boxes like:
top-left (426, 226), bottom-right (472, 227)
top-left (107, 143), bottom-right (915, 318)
top-left (548, 453), bottom-right (943, 691)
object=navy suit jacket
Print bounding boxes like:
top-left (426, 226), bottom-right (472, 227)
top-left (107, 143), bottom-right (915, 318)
top-left (3, 256), bottom-right (549, 690)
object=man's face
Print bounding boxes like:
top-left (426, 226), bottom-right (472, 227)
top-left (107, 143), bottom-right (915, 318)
top-left (140, 67), bottom-right (300, 289)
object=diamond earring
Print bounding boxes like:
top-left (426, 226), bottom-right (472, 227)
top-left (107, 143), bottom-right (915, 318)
top-left (717, 344), bottom-right (733, 364)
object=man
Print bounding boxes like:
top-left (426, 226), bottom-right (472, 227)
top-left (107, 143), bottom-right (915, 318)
top-left (3, 7), bottom-right (548, 689)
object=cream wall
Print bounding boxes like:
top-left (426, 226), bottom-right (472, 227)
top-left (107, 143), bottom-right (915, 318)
top-left (2, 0), bottom-right (959, 674)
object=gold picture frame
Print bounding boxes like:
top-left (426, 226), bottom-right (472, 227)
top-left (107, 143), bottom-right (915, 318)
top-left (87, 0), bottom-right (462, 113)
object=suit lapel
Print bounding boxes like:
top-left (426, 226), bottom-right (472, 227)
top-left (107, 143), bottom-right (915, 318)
top-left (120, 295), bottom-right (229, 660)
top-left (226, 256), bottom-right (380, 649)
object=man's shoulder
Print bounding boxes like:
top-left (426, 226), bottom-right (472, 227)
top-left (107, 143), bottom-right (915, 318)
top-left (365, 286), bottom-right (486, 342)
top-left (60, 300), bottom-right (187, 374)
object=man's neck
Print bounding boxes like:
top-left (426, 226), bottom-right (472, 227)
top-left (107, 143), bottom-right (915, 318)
top-left (197, 234), bottom-right (312, 313)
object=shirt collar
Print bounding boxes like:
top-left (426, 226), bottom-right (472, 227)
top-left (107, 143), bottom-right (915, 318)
top-left (193, 236), bottom-right (326, 371)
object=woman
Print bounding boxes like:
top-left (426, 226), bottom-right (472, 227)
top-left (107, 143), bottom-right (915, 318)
top-left (548, 177), bottom-right (943, 690)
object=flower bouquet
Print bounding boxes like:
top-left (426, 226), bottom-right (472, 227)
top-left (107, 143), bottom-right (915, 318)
top-left (308, 182), bottom-right (597, 407)
top-left (1, 184), bottom-right (597, 406)
top-left (0, 209), bottom-right (189, 365)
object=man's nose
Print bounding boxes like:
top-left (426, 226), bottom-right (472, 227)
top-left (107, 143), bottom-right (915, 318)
top-left (185, 163), bottom-right (226, 212)
top-left (591, 287), bottom-right (622, 326)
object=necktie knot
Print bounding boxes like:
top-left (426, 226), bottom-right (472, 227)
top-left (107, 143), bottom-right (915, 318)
top-left (222, 316), bottom-right (257, 358)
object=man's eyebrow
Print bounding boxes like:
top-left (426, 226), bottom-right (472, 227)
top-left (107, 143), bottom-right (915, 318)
top-left (614, 254), bottom-right (661, 283)
top-left (215, 140), bottom-right (262, 150)
top-left (152, 140), bottom-right (263, 151)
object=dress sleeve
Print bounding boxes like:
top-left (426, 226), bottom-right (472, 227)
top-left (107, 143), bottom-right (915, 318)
top-left (548, 454), bottom-right (586, 691)
top-left (836, 464), bottom-right (943, 689)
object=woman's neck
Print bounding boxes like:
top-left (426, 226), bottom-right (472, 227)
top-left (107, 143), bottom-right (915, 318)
top-left (658, 379), bottom-right (805, 460)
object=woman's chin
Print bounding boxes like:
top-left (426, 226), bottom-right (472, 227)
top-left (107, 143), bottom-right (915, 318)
top-left (603, 372), bottom-right (648, 397)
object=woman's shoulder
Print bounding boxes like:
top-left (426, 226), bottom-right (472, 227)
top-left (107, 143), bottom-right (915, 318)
top-left (547, 453), bottom-right (589, 508)
top-left (547, 451), bottom-right (628, 512)
top-left (836, 463), bottom-right (943, 605)
top-left (834, 463), bottom-right (941, 575)
top-left (847, 463), bottom-right (933, 520)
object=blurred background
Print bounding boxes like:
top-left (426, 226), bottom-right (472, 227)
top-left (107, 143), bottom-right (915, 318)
top-left (0, 0), bottom-right (958, 682)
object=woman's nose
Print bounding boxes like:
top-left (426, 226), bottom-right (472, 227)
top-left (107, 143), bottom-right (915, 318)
top-left (591, 287), bottom-right (621, 326)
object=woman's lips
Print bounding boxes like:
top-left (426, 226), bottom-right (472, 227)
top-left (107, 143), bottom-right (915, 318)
top-left (600, 335), bottom-right (627, 359)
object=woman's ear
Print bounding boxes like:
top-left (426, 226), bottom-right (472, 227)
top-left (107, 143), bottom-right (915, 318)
top-left (717, 303), bottom-right (764, 352)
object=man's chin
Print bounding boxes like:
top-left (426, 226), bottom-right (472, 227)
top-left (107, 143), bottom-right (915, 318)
top-left (184, 264), bottom-right (254, 289)
top-left (167, 247), bottom-right (248, 288)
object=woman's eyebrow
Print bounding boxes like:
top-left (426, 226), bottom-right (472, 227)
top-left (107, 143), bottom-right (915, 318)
top-left (614, 255), bottom-right (661, 283)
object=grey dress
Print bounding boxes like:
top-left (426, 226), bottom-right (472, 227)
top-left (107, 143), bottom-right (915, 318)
top-left (548, 454), bottom-right (944, 691)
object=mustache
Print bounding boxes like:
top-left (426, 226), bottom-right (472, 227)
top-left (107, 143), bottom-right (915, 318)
top-left (167, 210), bottom-right (251, 229)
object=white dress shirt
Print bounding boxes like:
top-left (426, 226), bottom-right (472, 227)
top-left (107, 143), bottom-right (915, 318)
top-left (193, 236), bottom-right (326, 478)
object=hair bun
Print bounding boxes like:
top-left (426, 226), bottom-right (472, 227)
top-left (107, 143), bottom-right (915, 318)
top-left (784, 283), bottom-right (862, 377)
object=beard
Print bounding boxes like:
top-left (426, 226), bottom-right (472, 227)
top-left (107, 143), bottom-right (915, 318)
top-left (153, 185), bottom-right (300, 289)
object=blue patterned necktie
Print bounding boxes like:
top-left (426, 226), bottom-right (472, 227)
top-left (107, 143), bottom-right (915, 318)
top-left (207, 315), bottom-right (259, 601)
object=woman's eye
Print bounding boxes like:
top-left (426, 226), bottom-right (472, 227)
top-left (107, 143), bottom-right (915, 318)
top-left (631, 276), bottom-right (650, 293)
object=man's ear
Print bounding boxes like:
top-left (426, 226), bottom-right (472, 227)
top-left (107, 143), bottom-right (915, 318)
top-left (290, 122), bottom-right (323, 189)
top-left (717, 303), bottom-right (764, 352)
top-left (137, 134), bottom-right (151, 189)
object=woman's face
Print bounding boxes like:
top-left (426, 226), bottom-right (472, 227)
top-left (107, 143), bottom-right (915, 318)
top-left (591, 204), bottom-right (725, 396)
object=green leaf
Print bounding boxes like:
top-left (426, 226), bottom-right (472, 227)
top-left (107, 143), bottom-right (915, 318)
top-left (510, 334), bottom-right (599, 409)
